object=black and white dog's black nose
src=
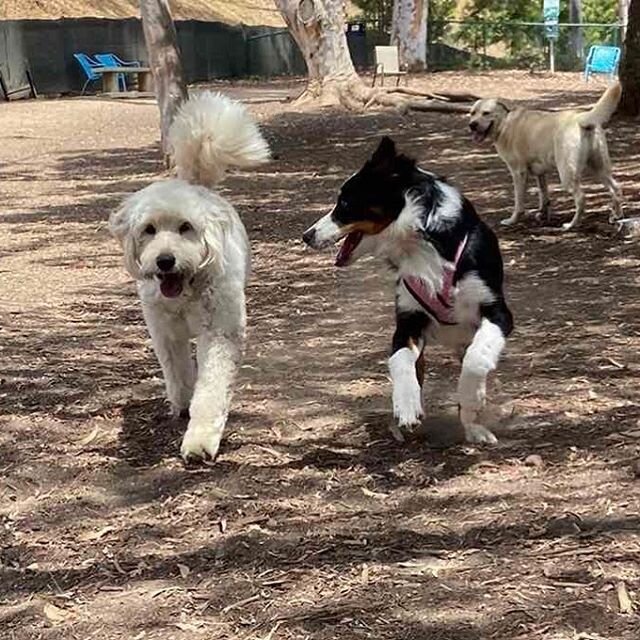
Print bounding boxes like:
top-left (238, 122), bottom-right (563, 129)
top-left (156, 254), bottom-right (176, 272)
top-left (302, 228), bottom-right (316, 246)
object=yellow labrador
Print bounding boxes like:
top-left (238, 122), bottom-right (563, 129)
top-left (469, 83), bottom-right (623, 230)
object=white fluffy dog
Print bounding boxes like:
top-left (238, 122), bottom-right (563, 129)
top-left (109, 93), bottom-right (270, 461)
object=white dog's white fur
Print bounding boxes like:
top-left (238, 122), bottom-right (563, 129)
top-left (109, 92), bottom-right (270, 460)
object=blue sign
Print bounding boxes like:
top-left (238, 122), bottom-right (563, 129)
top-left (543, 0), bottom-right (560, 39)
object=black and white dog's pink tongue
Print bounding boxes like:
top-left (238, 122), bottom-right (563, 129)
top-left (335, 231), bottom-right (363, 267)
top-left (160, 274), bottom-right (184, 298)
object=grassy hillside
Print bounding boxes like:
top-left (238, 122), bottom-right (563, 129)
top-left (1, 0), bottom-right (284, 26)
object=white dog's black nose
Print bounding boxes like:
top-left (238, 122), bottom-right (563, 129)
top-left (302, 228), bottom-right (316, 246)
top-left (469, 121), bottom-right (478, 131)
top-left (156, 254), bottom-right (176, 272)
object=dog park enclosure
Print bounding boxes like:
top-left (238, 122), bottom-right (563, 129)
top-left (1, 70), bottom-right (640, 638)
top-left (1, 11), bottom-right (628, 98)
top-left (0, 17), bottom-right (305, 95)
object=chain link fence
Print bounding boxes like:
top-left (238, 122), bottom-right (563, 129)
top-left (427, 20), bottom-right (623, 71)
top-left (353, 20), bottom-right (623, 72)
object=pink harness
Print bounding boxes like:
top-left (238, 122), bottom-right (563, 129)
top-left (403, 235), bottom-right (468, 326)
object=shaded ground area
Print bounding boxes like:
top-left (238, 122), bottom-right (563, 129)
top-left (1, 71), bottom-right (639, 639)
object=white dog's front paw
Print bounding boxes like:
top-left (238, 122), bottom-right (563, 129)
top-left (170, 403), bottom-right (190, 419)
top-left (168, 388), bottom-right (193, 417)
top-left (562, 219), bottom-right (578, 231)
top-left (392, 378), bottom-right (424, 428)
top-left (459, 406), bottom-right (497, 445)
top-left (180, 420), bottom-right (224, 461)
top-left (464, 423), bottom-right (498, 445)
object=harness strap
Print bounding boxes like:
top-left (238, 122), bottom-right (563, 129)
top-left (403, 234), bottom-right (468, 325)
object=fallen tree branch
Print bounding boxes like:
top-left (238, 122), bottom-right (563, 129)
top-left (387, 87), bottom-right (480, 102)
top-left (0, 600), bottom-right (43, 624)
top-left (405, 100), bottom-right (471, 113)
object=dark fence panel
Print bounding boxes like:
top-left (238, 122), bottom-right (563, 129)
top-left (0, 17), bottom-right (305, 96)
top-left (246, 27), bottom-right (305, 77)
top-left (0, 22), bottom-right (30, 95)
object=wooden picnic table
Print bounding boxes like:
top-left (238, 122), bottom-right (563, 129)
top-left (96, 66), bottom-right (153, 94)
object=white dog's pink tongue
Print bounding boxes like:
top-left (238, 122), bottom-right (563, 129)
top-left (160, 274), bottom-right (184, 298)
top-left (472, 130), bottom-right (484, 144)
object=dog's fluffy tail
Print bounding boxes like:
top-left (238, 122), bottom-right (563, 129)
top-left (579, 81), bottom-right (621, 128)
top-left (169, 92), bottom-right (270, 187)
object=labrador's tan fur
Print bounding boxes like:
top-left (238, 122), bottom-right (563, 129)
top-left (469, 83), bottom-right (623, 230)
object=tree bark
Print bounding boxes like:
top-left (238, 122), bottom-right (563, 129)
top-left (619, 0), bottom-right (640, 116)
top-left (140, 0), bottom-right (188, 159)
top-left (274, 0), bottom-right (370, 107)
top-left (620, 0), bottom-right (629, 39)
top-left (391, 0), bottom-right (428, 71)
top-left (569, 0), bottom-right (583, 61)
top-left (275, 0), bottom-right (470, 111)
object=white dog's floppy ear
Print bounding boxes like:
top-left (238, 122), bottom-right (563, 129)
top-left (199, 214), bottom-right (228, 273)
top-left (108, 200), bottom-right (132, 240)
top-left (109, 201), bottom-right (141, 278)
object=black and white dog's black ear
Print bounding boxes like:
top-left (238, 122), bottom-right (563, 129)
top-left (370, 136), bottom-right (397, 170)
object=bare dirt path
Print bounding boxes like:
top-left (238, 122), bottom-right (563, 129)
top-left (1, 72), bottom-right (639, 639)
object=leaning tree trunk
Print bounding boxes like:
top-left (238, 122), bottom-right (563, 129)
top-left (274, 0), bottom-right (374, 107)
top-left (140, 0), bottom-right (188, 159)
top-left (391, 0), bottom-right (428, 71)
top-left (275, 0), bottom-right (471, 111)
top-left (619, 0), bottom-right (640, 116)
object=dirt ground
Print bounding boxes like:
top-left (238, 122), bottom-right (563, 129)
top-left (1, 71), bottom-right (639, 640)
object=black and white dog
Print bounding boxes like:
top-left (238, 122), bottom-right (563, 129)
top-left (303, 137), bottom-right (513, 444)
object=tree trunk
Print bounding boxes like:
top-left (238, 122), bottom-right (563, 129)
top-left (140, 0), bottom-right (188, 159)
top-left (274, 0), bottom-right (370, 107)
top-left (620, 0), bottom-right (629, 39)
top-left (619, 0), bottom-right (640, 116)
top-left (275, 0), bottom-right (470, 111)
top-left (569, 0), bottom-right (583, 62)
top-left (391, 0), bottom-right (428, 71)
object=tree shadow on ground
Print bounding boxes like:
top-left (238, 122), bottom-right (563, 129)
top-left (2, 85), bottom-right (640, 640)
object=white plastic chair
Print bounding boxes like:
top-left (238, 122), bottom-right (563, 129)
top-left (372, 46), bottom-right (408, 87)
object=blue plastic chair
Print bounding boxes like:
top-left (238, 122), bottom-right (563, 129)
top-left (73, 53), bottom-right (103, 94)
top-left (95, 53), bottom-right (141, 91)
top-left (584, 45), bottom-right (621, 81)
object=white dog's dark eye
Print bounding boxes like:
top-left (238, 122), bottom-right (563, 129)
top-left (179, 222), bottom-right (193, 234)
top-left (482, 111), bottom-right (490, 116)
top-left (144, 224), bottom-right (156, 235)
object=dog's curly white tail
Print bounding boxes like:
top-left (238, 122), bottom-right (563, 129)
top-left (170, 92), bottom-right (270, 187)
top-left (109, 91), bottom-right (269, 461)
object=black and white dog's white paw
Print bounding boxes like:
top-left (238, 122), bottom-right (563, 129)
top-left (392, 379), bottom-right (424, 429)
top-left (389, 348), bottom-right (424, 434)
